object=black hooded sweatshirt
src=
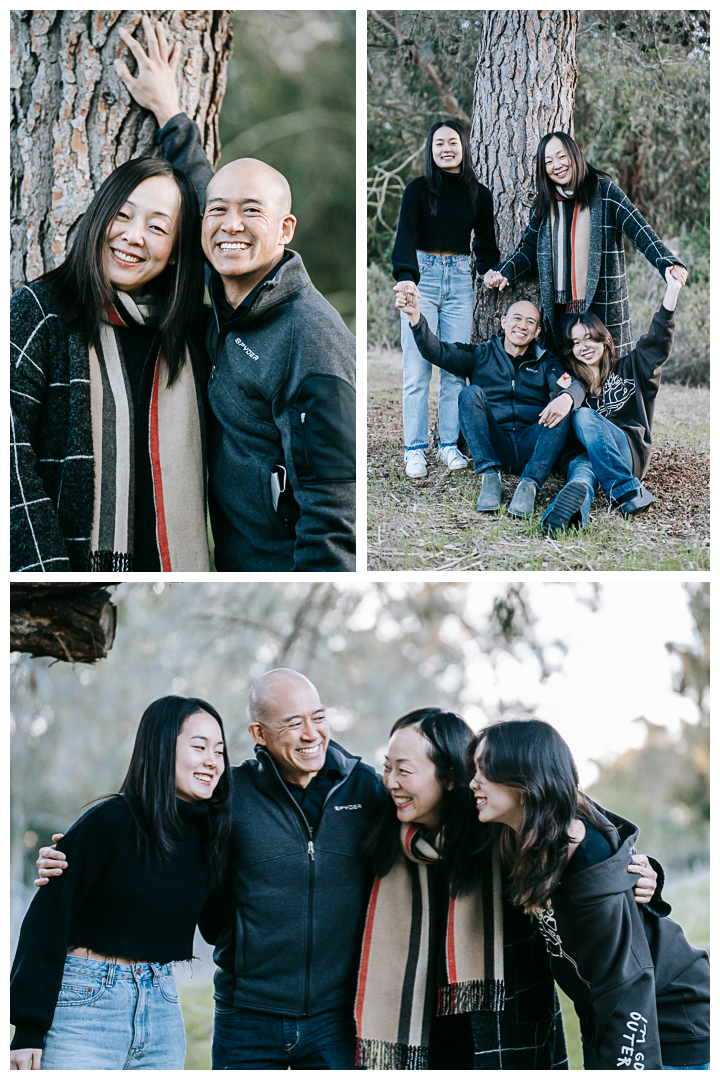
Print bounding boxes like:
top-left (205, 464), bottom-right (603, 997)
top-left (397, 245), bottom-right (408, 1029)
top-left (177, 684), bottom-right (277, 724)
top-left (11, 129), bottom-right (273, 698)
top-left (535, 803), bottom-right (709, 1069)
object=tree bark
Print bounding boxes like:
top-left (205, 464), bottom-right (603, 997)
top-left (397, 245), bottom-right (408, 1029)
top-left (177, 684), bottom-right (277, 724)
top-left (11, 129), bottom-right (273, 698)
top-left (470, 11), bottom-right (578, 341)
top-left (10, 584), bottom-right (117, 662)
top-left (11, 10), bottom-right (233, 292)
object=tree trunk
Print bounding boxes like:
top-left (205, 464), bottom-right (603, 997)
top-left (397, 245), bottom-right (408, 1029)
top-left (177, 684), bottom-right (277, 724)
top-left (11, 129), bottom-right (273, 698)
top-left (470, 11), bottom-right (578, 342)
top-left (11, 10), bottom-right (233, 292)
top-left (10, 584), bottom-right (117, 662)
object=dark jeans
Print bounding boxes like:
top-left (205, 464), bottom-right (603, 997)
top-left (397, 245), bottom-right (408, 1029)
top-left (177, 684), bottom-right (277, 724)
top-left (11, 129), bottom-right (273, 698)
top-left (212, 1002), bottom-right (358, 1070)
top-left (458, 384), bottom-right (571, 491)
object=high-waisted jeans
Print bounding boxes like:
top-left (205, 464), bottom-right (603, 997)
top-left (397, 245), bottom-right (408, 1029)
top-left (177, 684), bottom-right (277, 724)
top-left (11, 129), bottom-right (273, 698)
top-left (40, 956), bottom-right (185, 1070)
top-left (400, 252), bottom-right (474, 450)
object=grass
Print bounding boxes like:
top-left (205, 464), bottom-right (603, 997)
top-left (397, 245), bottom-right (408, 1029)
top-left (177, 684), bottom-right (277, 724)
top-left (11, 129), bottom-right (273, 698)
top-left (367, 348), bottom-right (709, 571)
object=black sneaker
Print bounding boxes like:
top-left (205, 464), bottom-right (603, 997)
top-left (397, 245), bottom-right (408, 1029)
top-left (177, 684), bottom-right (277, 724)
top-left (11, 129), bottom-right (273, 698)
top-left (542, 481), bottom-right (588, 537)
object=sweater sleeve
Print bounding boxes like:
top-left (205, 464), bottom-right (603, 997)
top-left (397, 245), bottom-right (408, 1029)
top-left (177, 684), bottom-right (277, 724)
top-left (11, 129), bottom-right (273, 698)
top-left (155, 112), bottom-right (215, 214)
top-left (544, 358), bottom-right (586, 410)
top-left (496, 212), bottom-right (541, 284)
top-left (391, 181), bottom-right (422, 284)
top-left (472, 185), bottom-right (500, 275)
top-left (410, 314), bottom-right (476, 379)
top-left (595, 975), bottom-right (663, 1069)
top-left (10, 800), bottom-right (128, 1051)
top-left (631, 304), bottom-right (676, 382)
top-left (606, 182), bottom-right (685, 279)
top-left (10, 287), bottom-right (72, 572)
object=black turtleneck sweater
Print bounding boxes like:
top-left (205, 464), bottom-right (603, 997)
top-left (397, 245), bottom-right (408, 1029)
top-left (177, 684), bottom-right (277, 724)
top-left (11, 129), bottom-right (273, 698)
top-left (391, 173), bottom-right (499, 285)
top-left (11, 795), bottom-right (218, 1051)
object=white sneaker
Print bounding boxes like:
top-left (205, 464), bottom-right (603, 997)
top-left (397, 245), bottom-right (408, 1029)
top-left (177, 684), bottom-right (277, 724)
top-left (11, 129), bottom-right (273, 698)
top-left (404, 448), bottom-right (427, 478)
top-left (438, 445), bottom-right (469, 470)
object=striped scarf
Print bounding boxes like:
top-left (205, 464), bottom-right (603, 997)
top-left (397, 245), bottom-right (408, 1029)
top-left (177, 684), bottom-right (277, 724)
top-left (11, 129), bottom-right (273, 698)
top-left (355, 824), bottom-right (505, 1070)
top-left (550, 192), bottom-right (590, 314)
top-left (88, 293), bottom-right (210, 571)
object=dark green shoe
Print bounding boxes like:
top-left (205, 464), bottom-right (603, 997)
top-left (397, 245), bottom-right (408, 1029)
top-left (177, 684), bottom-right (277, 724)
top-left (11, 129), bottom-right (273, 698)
top-left (507, 478), bottom-right (537, 518)
top-left (476, 469), bottom-right (503, 512)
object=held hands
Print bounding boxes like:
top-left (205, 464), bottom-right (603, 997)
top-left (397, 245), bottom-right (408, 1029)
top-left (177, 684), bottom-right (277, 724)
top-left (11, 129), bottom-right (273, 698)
top-left (483, 269), bottom-right (509, 292)
top-left (393, 282), bottom-right (421, 326)
top-left (10, 1048), bottom-right (42, 1070)
top-left (538, 390), bottom-right (572, 428)
top-left (34, 834), bottom-right (67, 886)
top-left (114, 15), bottom-right (182, 128)
top-left (627, 853), bottom-right (657, 904)
top-left (663, 264), bottom-right (686, 312)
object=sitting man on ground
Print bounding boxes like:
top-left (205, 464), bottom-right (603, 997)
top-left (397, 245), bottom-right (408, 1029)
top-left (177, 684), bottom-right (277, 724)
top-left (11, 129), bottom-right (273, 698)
top-left (114, 17), bottom-right (356, 572)
top-left (395, 287), bottom-right (585, 517)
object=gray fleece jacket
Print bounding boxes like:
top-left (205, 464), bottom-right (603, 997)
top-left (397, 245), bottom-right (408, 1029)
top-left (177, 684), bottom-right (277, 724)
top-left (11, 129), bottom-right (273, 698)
top-left (157, 114), bottom-right (356, 572)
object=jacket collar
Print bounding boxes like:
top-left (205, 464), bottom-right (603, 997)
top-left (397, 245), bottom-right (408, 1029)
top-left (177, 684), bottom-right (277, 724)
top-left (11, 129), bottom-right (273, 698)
top-left (209, 248), bottom-right (310, 333)
top-left (556, 800), bottom-right (641, 900)
top-left (490, 334), bottom-right (548, 368)
top-left (253, 738), bottom-right (360, 787)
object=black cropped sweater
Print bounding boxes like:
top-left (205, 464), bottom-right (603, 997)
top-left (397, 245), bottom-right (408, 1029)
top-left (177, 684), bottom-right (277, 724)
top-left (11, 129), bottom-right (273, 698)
top-left (391, 172), bottom-right (499, 284)
top-left (10, 795), bottom-right (222, 1051)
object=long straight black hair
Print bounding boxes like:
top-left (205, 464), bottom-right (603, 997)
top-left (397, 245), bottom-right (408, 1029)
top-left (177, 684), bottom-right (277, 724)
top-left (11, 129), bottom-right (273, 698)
top-left (119, 695), bottom-right (232, 886)
top-left (39, 157), bottom-right (205, 386)
top-left (532, 131), bottom-right (605, 220)
top-left (468, 719), bottom-right (614, 911)
top-left (424, 119), bottom-right (480, 217)
top-left (365, 707), bottom-right (485, 897)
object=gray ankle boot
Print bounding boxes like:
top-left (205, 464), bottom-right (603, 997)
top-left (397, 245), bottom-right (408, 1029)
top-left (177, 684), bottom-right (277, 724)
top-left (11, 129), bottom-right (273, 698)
top-left (476, 469), bottom-right (503, 512)
top-left (507, 478), bottom-right (537, 518)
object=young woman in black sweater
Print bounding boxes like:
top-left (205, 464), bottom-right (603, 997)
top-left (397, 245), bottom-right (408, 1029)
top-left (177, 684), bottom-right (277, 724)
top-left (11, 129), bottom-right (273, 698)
top-left (10, 696), bottom-right (231, 1070)
top-left (469, 720), bottom-right (710, 1070)
top-left (542, 270), bottom-right (686, 534)
top-left (392, 120), bottom-right (499, 478)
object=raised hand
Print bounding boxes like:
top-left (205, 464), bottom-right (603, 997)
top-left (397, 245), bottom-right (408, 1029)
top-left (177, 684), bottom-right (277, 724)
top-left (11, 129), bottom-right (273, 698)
top-left (393, 282), bottom-right (421, 325)
top-left (114, 15), bottom-right (182, 128)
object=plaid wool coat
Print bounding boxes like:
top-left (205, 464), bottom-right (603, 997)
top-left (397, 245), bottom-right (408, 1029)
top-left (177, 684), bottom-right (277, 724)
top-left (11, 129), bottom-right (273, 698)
top-left (496, 179), bottom-right (682, 358)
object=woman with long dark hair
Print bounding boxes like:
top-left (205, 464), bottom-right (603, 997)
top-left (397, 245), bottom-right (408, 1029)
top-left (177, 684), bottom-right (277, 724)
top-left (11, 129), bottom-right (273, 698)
top-left (541, 270), bottom-right (685, 533)
top-left (11, 157), bottom-right (210, 572)
top-left (468, 720), bottom-right (710, 1070)
top-left (483, 131), bottom-right (686, 360)
top-left (392, 120), bottom-right (499, 478)
top-left (355, 707), bottom-right (568, 1069)
top-left (10, 696), bottom-right (231, 1070)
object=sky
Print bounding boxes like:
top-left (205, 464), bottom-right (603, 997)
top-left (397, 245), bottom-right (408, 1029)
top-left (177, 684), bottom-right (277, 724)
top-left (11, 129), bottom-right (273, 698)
top-left (455, 582), bottom-right (699, 786)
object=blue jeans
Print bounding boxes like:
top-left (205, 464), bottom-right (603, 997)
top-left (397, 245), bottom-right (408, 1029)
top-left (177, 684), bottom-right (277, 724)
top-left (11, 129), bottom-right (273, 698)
top-left (40, 956), bottom-right (185, 1070)
top-left (401, 252), bottom-right (474, 450)
top-left (543, 410), bottom-right (639, 528)
top-left (458, 384), bottom-right (571, 491)
top-left (211, 1001), bottom-right (358, 1069)
top-left (663, 1066), bottom-right (710, 1070)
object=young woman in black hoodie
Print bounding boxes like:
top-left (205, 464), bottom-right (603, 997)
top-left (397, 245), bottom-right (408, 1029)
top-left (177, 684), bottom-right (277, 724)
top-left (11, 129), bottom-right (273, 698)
top-left (10, 696), bottom-right (231, 1070)
top-left (468, 719), bottom-right (710, 1070)
top-left (542, 270), bottom-right (687, 534)
top-left (392, 120), bottom-right (499, 479)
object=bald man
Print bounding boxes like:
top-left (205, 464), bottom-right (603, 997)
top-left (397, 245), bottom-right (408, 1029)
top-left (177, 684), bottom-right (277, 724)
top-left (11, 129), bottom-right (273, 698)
top-left (397, 288), bottom-right (586, 517)
top-left (115, 18), bottom-right (355, 572)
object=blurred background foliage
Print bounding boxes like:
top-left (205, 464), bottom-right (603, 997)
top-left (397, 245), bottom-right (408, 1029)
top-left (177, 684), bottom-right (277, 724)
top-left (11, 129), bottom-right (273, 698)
top-left (10, 581), bottom-right (708, 1068)
top-left (367, 10), bottom-right (709, 383)
top-left (219, 11), bottom-right (355, 330)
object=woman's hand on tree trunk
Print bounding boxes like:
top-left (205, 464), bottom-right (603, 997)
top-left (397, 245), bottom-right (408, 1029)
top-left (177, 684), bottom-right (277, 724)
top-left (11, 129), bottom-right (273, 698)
top-left (115, 15), bottom-right (182, 129)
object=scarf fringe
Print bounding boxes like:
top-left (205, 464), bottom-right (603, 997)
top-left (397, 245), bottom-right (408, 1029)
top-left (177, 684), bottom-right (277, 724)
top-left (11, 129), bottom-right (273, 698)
top-left (356, 1038), bottom-right (429, 1070)
top-left (437, 978), bottom-right (505, 1016)
top-left (88, 550), bottom-right (133, 572)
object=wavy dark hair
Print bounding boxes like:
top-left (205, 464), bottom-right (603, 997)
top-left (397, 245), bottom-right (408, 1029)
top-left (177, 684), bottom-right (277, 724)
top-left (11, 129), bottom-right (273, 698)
top-left (424, 119), bottom-right (480, 217)
top-left (119, 695), bottom-right (232, 886)
top-left (562, 311), bottom-right (617, 396)
top-left (532, 132), bottom-right (605, 220)
top-left (364, 707), bottom-right (484, 897)
top-left (468, 719), bottom-right (614, 911)
top-left (39, 157), bottom-right (206, 386)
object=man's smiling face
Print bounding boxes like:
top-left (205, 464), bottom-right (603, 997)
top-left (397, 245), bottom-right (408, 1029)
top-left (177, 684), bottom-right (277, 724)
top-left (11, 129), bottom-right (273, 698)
top-left (201, 159), bottom-right (295, 290)
top-left (249, 673), bottom-right (329, 788)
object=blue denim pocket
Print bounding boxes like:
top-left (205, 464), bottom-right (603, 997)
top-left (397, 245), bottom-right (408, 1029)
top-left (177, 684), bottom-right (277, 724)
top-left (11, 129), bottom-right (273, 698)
top-left (56, 977), bottom-right (107, 1008)
top-left (455, 258), bottom-right (472, 274)
top-left (158, 974), bottom-right (179, 1004)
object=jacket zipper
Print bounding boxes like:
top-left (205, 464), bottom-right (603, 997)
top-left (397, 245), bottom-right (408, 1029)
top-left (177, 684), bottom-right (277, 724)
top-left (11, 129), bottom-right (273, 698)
top-left (258, 749), bottom-right (357, 1017)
